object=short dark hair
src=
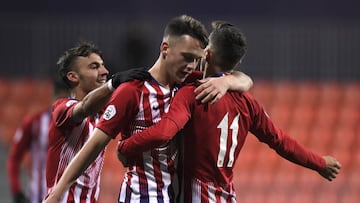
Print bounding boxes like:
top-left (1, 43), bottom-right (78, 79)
top-left (209, 21), bottom-right (247, 72)
top-left (164, 15), bottom-right (209, 48)
top-left (57, 41), bottom-right (102, 87)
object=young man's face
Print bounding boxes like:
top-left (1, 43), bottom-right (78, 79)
top-left (73, 53), bottom-right (109, 93)
top-left (164, 35), bottom-right (204, 84)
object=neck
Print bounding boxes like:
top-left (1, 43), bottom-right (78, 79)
top-left (70, 88), bottom-right (86, 100)
top-left (205, 65), bottom-right (221, 77)
top-left (148, 57), bottom-right (173, 89)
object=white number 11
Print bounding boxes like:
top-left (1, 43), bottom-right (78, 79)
top-left (217, 113), bottom-right (239, 167)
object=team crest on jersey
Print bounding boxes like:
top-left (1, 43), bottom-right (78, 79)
top-left (103, 105), bottom-right (116, 120)
top-left (66, 100), bottom-right (77, 107)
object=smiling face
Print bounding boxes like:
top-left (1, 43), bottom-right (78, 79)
top-left (69, 53), bottom-right (109, 94)
top-left (162, 35), bottom-right (204, 85)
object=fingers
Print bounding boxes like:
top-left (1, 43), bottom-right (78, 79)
top-left (320, 164), bottom-right (341, 181)
top-left (200, 92), bottom-right (216, 104)
top-left (195, 86), bottom-right (220, 104)
top-left (334, 160), bottom-right (342, 169)
top-left (194, 79), bottom-right (222, 104)
top-left (194, 78), bottom-right (210, 94)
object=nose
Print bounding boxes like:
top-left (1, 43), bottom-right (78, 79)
top-left (100, 65), bottom-right (109, 76)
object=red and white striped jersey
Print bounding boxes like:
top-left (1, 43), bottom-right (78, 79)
top-left (7, 108), bottom-right (51, 203)
top-left (97, 79), bottom-right (178, 203)
top-left (118, 85), bottom-right (326, 203)
top-left (46, 98), bottom-right (104, 203)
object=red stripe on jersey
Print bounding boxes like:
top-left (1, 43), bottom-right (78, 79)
top-left (79, 186), bottom-right (89, 203)
top-left (151, 150), bottom-right (164, 198)
top-left (67, 183), bottom-right (76, 203)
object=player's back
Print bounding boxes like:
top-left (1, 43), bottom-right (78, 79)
top-left (180, 86), bottom-right (255, 201)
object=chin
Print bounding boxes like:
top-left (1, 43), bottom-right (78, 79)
top-left (177, 78), bottom-right (186, 84)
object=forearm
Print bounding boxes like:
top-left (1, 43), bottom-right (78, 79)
top-left (273, 136), bottom-right (326, 171)
top-left (73, 83), bottom-right (113, 122)
top-left (226, 71), bottom-right (253, 92)
top-left (119, 118), bottom-right (179, 156)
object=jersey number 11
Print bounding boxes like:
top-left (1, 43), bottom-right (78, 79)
top-left (217, 113), bottom-right (240, 168)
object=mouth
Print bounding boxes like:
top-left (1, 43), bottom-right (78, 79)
top-left (98, 79), bottom-right (107, 84)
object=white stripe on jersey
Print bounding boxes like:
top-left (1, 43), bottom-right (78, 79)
top-left (208, 182), bottom-right (217, 202)
top-left (119, 81), bottom-right (177, 202)
top-left (192, 178), bottom-right (201, 203)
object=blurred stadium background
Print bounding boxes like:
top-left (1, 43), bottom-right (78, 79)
top-left (0, 0), bottom-right (359, 202)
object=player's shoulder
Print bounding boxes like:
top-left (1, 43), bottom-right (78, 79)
top-left (228, 91), bottom-right (257, 104)
top-left (241, 92), bottom-right (256, 100)
top-left (53, 97), bottom-right (76, 107)
top-left (114, 80), bottom-right (144, 94)
top-left (51, 97), bottom-right (77, 113)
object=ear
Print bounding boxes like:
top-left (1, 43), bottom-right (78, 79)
top-left (205, 49), bottom-right (212, 62)
top-left (66, 71), bottom-right (79, 84)
top-left (160, 41), bottom-right (169, 59)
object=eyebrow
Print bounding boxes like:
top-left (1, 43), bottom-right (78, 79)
top-left (182, 52), bottom-right (202, 59)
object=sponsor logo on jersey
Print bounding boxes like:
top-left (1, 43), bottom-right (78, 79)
top-left (103, 105), bottom-right (116, 120)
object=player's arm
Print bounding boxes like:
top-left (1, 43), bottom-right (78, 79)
top-left (195, 71), bottom-right (253, 104)
top-left (248, 94), bottom-right (341, 181)
top-left (72, 68), bottom-right (151, 123)
top-left (118, 117), bottom-right (179, 157)
top-left (7, 117), bottom-right (33, 203)
top-left (44, 129), bottom-right (111, 203)
top-left (118, 87), bottom-right (194, 157)
top-left (44, 73), bottom-right (150, 203)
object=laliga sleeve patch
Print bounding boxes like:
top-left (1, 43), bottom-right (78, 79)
top-left (66, 100), bottom-right (78, 107)
top-left (103, 105), bottom-right (116, 120)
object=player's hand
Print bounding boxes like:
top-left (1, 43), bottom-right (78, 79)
top-left (117, 140), bottom-right (131, 167)
top-left (111, 68), bottom-right (152, 88)
top-left (194, 77), bottom-right (228, 104)
top-left (318, 156), bottom-right (341, 181)
top-left (13, 192), bottom-right (29, 203)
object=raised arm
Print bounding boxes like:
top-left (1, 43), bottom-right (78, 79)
top-left (72, 68), bottom-right (151, 122)
top-left (194, 71), bottom-right (253, 104)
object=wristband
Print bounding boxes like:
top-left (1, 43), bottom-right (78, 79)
top-left (107, 79), bottom-right (115, 91)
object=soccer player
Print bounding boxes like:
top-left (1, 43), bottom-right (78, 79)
top-left (43, 15), bottom-right (253, 203)
top-left (45, 41), bottom-right (151, 203)
top-left (7, 79), bottom-right (68, 203)
top-left (117, 21), bottom-right (342, 202)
